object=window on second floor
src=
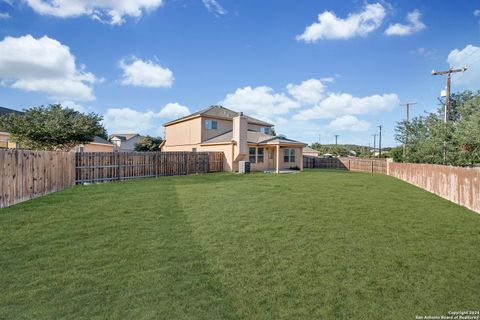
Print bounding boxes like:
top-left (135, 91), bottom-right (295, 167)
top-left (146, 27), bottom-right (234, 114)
top-left (205, 119), bottom-right (218, 130)
top-left (260, 127), bottom-right (270, 134)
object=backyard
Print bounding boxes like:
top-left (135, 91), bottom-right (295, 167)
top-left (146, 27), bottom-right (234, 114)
top-left (1, 169), bottom-right (479, 319)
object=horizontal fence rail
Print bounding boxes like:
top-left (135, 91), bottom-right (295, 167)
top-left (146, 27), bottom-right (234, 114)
top-left (75, 151), bottom-right (224, 184)
top-left (303, 156), bottom-right (387, 174)
top-left (0, 149), bottom-right (75, 208)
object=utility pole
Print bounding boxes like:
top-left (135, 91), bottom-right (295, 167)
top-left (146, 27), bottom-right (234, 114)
top-left (334, 135), bottom-right (339, 145)
top-left (432, 66), bottom-right (468, 123)
top-left (377, 125), bottom-right (382, 158)
top-left (432, 66), bottom-right (468, 164)
top-left (372, 134), bottom-right (377, 158)
top-left (400, 102), bottom-right (417, 162)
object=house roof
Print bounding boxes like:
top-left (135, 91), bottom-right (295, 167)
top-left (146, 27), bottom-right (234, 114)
top-left (303, 146), bottom-right (319, 153)
top-left (163, 105), bottom-right (273, 127)
top-left (92, 136), bottom-right (113, 145)
top-left (108, 134), bottom-right (140, 141)
top-left (201, 130), bottom-right (306, 146)
top-left (0, 107), bottom-right (23, 117)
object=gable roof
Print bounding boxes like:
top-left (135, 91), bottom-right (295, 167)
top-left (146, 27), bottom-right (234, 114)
top-left (0, 107), bottom-right (23, 117)
top-left (163, 105), bottom-right (273, 127)
top-left (201, 130), bottom-right (306, 146)
top-left (92, 136), bottom-right (113, 145)
top-left (108, 134), bottom-right (140, 141)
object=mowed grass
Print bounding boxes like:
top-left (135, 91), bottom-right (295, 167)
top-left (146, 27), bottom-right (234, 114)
top-left (1, 170), bottom-right (479, 319)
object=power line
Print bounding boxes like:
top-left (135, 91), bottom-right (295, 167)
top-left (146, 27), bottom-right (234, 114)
top-left (432, 65), bottom-right (468, 164)
top-left (400, 102), bottom-right (417, 162)
top-left (432, 66), bottom-right (468, 123)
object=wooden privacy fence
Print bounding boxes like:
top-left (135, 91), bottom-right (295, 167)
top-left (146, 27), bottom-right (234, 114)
top-left (389, 163), bottom-right (480, 214)
top-left (0, 149), bottom-right (75, 208)
top-left (303, 156), bottom-right (387, 174)
top-left (75, 151), bottom-right (224, 184)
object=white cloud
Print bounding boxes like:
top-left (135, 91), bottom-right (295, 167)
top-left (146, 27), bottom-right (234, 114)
top-left (59, 100), bottom-right (89, 113)
top-left (0, 12), bottom-right (10, 19)
top-left (293, 92), bottom-right (399, 120)
top-left (119, 57), bottom-right (173, 88)
top-left (327, 115), bottom-right (370, 132)
top-left (447, 44), bottom-right (480, 89)
top-left (474, 10), bottom-right (480, 17)
top-left (411, 47), bottom-right (436, 58)
top-left (24, 0), bottom-right (164, 25)
top-left (296, 3), bottom-right (386, 42)
top-left (385, 10), bottom-right (425, 36)
top-left (103, 103), bottom-right (190, 134)
top-left (158, 102), bottom-right (190, 118)
top-left (202, 0), bottom-right (226, 15)
top-left (222, 86), bottom-right (300, 120)
top-left (0, 34), bottom-right (98, 101)
top-left (286, 78), bottom-right (325, 104)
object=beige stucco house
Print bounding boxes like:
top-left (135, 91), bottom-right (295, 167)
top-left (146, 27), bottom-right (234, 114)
top-left (160, 105), bottom-right (307, 172)
top-left (303, 146), bottom-right (320, 157)
top-left (73, 136), bottom-right (114, 152)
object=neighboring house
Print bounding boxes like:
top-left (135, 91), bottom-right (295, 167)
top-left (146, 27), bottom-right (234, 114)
top-left (73, 136), bottom-right (114, 153)
top-left (108, 134), bottom-right (142, 151)
top-left (0, 106), bottom-right (113, 152)
top-left (161, 105), bottom-right (307, 172)
top-left (303, 146), bottom-right (320, 157)
top-left (0, 107), bottom-right (23, 149)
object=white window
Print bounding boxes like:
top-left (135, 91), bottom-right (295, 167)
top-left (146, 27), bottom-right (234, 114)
top-left (249, 147), bottom-right (256, 163)
top-left (257, 147), bottom-right (264, 163)
top-left (249, 147), bottom-right (264, 163)
top-left (260, 127), bottom-right (270, 134)
top-left (205, 119), bottom-right (218, 130)
top-left (283, 148), bottom-right (296, 163)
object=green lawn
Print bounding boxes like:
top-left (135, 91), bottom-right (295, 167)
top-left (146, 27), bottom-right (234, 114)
top-left (1, 170), bottom-right (479, 319)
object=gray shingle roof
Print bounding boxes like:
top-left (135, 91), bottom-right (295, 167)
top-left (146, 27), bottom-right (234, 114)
top-left (0, 107), bottom-right (23, 117)
top-left (108, 134), bottom-right (139, 141)
top-left (163, 105), bottom-right (273, 127)
top-left (93, 136), bottom-right (113, 145)
top-left (202, 130), bottom-right (306, 146)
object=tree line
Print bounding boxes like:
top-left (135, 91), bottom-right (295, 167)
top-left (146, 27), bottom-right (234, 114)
top-left (392, 90), bottom-right (480, 166)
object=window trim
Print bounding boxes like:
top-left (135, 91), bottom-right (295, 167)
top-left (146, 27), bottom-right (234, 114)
top-left (283, 148), bottom-right (296, 163)
top-left (205, 119), bottom-right (218, 130)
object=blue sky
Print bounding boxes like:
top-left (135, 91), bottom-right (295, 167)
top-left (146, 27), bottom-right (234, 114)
top-left (0, 0), bottom-right (479, 146)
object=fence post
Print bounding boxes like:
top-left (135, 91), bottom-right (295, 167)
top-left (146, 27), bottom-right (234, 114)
top-left (348, 160), bottom-right (351, 171)
top-left (155, 152), bottom-right (158, 178)
top-left (116, 152), bottom-right (121, 181)
top-left (371, 160), bottom-right (374, 173)
top-left (195, 151), bottom-right (198, 174)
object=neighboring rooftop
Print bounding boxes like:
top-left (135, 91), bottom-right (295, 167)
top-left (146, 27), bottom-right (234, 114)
top-left (0, 107), bottom-right (23, 117)
top-left (92, 136), bottom-right (113, 145)
top-left (163, 105), bottom-right (273, 127)
top-left (108, 134), bottom-right (140, 141)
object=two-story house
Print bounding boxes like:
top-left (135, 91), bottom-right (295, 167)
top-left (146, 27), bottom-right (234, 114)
top-left (108, 134), bottom-right (142, 151)
top-left (160, 105), bottom-right (307, 172)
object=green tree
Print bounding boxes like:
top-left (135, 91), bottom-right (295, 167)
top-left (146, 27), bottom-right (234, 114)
top-left (0, 104), bottom-right (106, 151)
top-left (134, 136), bottom-right (163, 151)
top-left (394, 90), bottom-right (480, 165)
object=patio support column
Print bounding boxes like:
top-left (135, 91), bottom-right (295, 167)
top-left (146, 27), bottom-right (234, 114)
top-left (276, 145), bottom-right (280, 173)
